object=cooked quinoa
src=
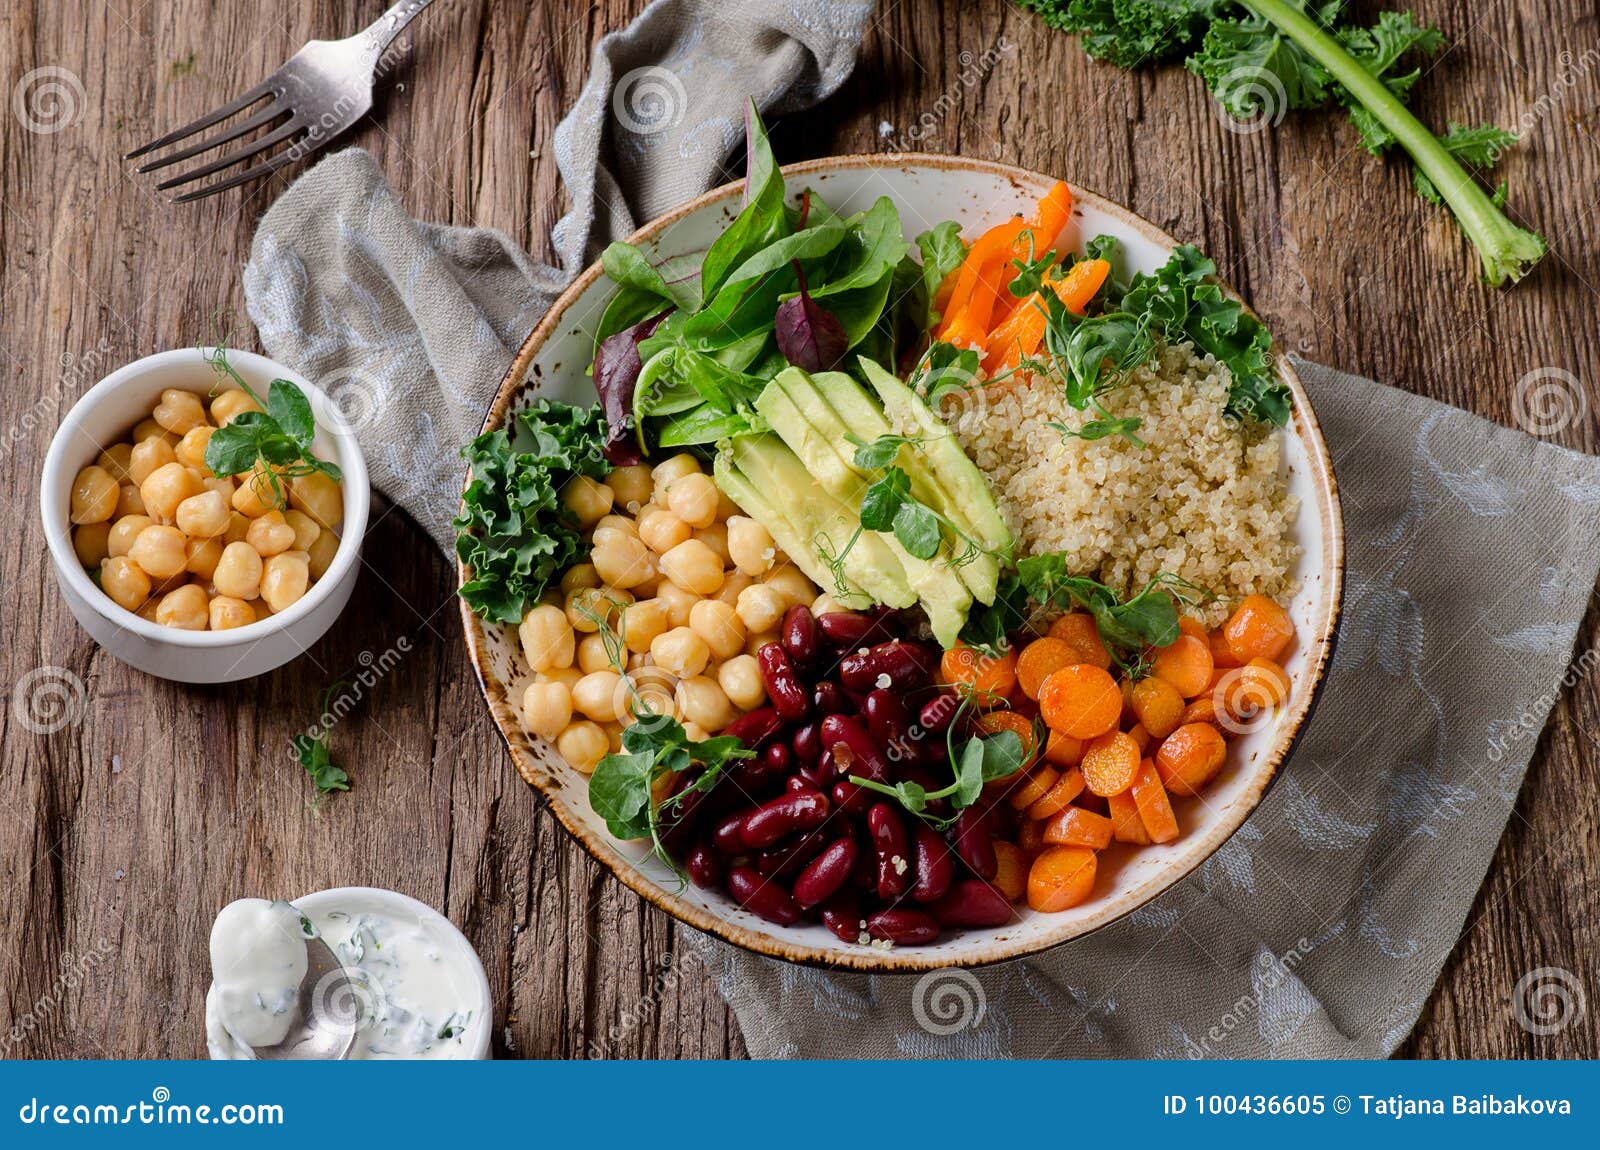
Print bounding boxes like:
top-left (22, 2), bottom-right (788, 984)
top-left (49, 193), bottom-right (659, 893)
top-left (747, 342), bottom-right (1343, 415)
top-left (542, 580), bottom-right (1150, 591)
top-left (948, 342), bottom-right (1299, 626)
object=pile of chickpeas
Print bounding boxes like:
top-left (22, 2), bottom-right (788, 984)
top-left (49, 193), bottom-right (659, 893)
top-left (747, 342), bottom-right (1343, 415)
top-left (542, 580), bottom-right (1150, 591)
top-left (67, 386), bottom-right (344, 631)
top-left (518, 452), bottom-right (828, 774)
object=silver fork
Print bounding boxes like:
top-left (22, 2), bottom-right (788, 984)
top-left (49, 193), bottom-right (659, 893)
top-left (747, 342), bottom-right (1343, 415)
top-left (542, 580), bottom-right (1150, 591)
top-left (126, 0), bottom-right (438, 204)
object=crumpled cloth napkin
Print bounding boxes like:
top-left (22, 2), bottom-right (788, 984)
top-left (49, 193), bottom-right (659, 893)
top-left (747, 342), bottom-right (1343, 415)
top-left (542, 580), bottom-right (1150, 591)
top-left (243, 0), bottom-right (1600, 1058)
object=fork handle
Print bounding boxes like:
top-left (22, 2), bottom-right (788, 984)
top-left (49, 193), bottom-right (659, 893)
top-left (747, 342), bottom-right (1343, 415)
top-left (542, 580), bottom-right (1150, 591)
top-left (361, 0), bottom-right (438, 57)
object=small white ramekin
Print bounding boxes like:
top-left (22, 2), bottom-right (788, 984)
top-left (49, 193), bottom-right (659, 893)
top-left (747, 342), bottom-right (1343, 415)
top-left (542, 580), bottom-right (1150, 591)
top-left (40, 348), bottom-right (370, 683)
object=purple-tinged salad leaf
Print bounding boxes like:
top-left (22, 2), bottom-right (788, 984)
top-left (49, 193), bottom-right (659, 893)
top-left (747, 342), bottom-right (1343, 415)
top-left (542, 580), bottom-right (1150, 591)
top-left (594, 311), bottom-right (669, 466)
top-left (775, 263), bottom-right (848, 372)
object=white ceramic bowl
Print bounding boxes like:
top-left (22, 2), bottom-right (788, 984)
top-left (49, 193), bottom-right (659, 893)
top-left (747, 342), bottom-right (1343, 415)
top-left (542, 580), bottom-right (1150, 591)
top-left (40, 348), bottom-right (370, 683)
top-left (462, 156), bottom-right (1344, 970)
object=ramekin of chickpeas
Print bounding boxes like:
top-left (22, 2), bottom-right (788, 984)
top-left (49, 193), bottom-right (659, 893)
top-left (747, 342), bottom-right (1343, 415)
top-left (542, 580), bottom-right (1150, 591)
top-left (41, 348), bottom-right (370, 683)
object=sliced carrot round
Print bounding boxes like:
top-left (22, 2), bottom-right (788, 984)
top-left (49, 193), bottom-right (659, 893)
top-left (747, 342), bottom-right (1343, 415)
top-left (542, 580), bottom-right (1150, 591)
top-left (1130, 675), bottom-right (1185, 739)
top-left (1038, 663), bottom-right (1121, 740)
top-left (1006, 764), bottom-right (1058, 810)
top-left (1026, 765), bottom-right (1086, 820)
top-left (991, 841), bottom-right (1029, 902)
top-left (940, 642), bottom-right (1018, 701)
top-left (1026, 845), bottom-right (1097, 912)
top-left (1151, 634), bottom-right (1214, 698)
top-left (1153, 722), bottom-right (1228, 796)
top-left (1080, 730), bottom-right (1140, 796)
top-left (1047, 612), bottom-right (1111, 669)
top-left (979, 708), bottom-right (1039, 763)
top-left (1041, 804), bottom-right (1113, 849)
top-left (1043, 728), bottom-right (1085, 767)
top-left (1016, 636), bottom-right (1077, 700)
top-left (1223, 594), bottom-right (1294, 664)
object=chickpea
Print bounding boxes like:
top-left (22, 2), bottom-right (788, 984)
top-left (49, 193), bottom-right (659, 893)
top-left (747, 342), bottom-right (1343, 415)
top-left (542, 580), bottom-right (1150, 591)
top-left (571, 670), bottom-right (624, 722)
top-left (675, 676), bottom-right (736, 732)
top-left (203, 475), bottom-right (236, 500)
top-left (154, 584), bottom-right (208, 630)
top-left (650, 453), bottom-right (702, 506)
top-left (288, 471), bottom-right (343, 529)
top-left (558, 722), bottom-right (608, 773)
top-left (213, 541), bottom-right (264, 600)
top-left (136, 597), bottom-right (164, 623)
top-left (246, 510), bottom-right (296, 556)
top-left (654, 581), bottom-right (697, 628)
top-left (554, 475), bottom-right (610, 529)
top-left (107, 514), bottom-right (152, 557)
top-left (186, 536), bottom-right (224, 580)
top-left (127, 436), bottom-right (177, 486)
top-left (209, 388), bottom-right (262, 427)
top-left (736, 583), bottom-right (787, 633)
top-left (696, 523), bottom-right (730, 565)
top-left (519, 603), bottom-right (576, 672)
top-left (100, 556), bottom-right (151, 612)
top-left (605, 464), bottom-right (653, 510)
top-left (152, 388), bottom-right (208, 435)
top-left (744, 628), bottom-right (781, 657)
top-left (717, 655), bottom-right (767, 711)
top-left (260, 552), bottom-right (310, 613)
top-left (595, 513), bottom-right (638, 538)
top-left (659, 539), bottom-right (724, 595)
top-left (283, 509), bottom-right (320, 551)
top-left (115, 484), bottom-right (146, 518)
top-left (715, 487), bottom-right (741, 522)
top-left (537, 666), bottom-right (583, 691)
top-left (630, 570), bottom-right (661, 600)
top-left (603, 721), bottom-right (626, 753)
top-left (590, 526), bottom-right (654, 589)
top-left (175, 425), bottom-right (215, 470)
top-left (626, 651), bottom-right (650, 673)
top-left (667, 472), bottom-right (719, 529)
top-left (223, 511), bottom-right (252, 545)
top-left (812, 592), bottom-right (845, 617)
top-left (651, 626), bottom-right (710, 679)
top-left (147, 570), bottom-right (191, 598)
top-left (70, 465), bottom-right (119, 524)
top-left (714, 570), bottom-right (754, 606)
top-left (208, 596), bottom-right (256, 631)
top-left (619, 599), bottom-right (669, 655)
top-left (132, 417), bottom-right (172, 443)
top-left (763, 565), bottom-right (818, 608)
top-left (74, 522), bottom-right (111, 567)
top-left (681, 721), bottom-right (712, 743)
top-left (521, 680), bottom-right (573, 740)
top-left (689, 599), bottom-right (745, 660)
top-left (560, 563), bottom-right (600, 594)
top-left (727, 516), bottom-right (776, 576)
top-left (565, 586), bottom-right (632, 634)
top-left (637, 506), bottom-right (691, 555)
top-left (307, 529), bottom-right (339, 579)
top-left (174, 490), bottom-right (230, 538)
top-left (231, 465), bottom-right (280, 517)
top-left (577, 632), bottom-right (614, 675)
top-left (97, 443), bottom-right (133, 482)
top-left (128, 524), bottom-right (188, 580)
top-left (140, 461), bottom-right (201, 521)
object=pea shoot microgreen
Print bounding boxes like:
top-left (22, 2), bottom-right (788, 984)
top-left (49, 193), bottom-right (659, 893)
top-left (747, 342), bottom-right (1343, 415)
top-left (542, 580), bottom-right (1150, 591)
top-left (850, 724), bottom-right (1029, 828)
top-left (291, 683), bottom-right (351, 801)
top-left (203, 346), bottom-right (342, 511)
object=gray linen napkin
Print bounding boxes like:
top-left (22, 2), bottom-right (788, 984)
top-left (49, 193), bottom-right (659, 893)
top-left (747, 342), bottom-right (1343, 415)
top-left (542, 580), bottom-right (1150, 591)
top-left (243, 3), bottom-right (1600, 1058)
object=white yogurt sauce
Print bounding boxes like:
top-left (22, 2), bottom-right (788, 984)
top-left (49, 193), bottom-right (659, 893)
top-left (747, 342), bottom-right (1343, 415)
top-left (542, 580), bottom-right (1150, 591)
top-left (205, 891), bottom-right (486, 1060)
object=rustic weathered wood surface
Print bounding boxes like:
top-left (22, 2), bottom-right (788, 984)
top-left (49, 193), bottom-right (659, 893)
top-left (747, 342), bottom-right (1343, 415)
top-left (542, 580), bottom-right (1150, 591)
top-left (2, 0), bottom-right (1597, 1059)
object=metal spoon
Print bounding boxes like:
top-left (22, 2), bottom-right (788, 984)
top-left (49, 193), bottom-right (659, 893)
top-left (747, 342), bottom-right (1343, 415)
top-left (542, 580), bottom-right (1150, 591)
top-left (250, 934), bottom-right (358, 1060)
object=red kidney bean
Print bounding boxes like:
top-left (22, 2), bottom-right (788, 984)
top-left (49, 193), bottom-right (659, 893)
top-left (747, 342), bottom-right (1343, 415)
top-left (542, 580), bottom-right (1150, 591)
top-left (657, 781), bottom-right (709, 854)
top-left (866, 908), bottom-right (941, 945)
top-left (952, 807), bottom-right (998, 879)
top-left (757, 643), bottom-right (809, 721)
top-left (686, 841), bottom-right (721, 889)
top-left (918, 692), bottom-right (961, 736)
top-left (868, 802), bottom-right (911, 900)
top-left (821, 714), bottom-right (890, 784)
top-left (784, 773), bottom-right (810, 794)
top-left (755, 826), bottom-right (830, 879)
top-left (797, 760), bottom-right (828, 790)
top-left (726, 867), bottom-right (801, 926)
top-left (820, 892), bottom-right (865, 944)
top-left (724, 705), bottom-right (784, 750)
top-left (839, 640), bottom-right (935, 694)
top-left (816, 609), bottom-right (879, 649)
top-left (762, 741), bottom-right (792, 776)
top-left (811, 680), bottom-right (848, 718)
top-left (932, 879), bottom-right (1014, 928)
top-left (712, 810), bottom-right (750, 855)
top-left (791, 720), bottom-right (821, 766)
top-left (864, 688), bottom-right (912, 748)
top-left (910, 823), bottom-right (954, 903)
top-left (781, 604), bottom-right (821, 668)
top-left (792, 837), bottom-right (858, 907)
top-left (830, 779), bottom-right (872, 817)
top-left (741, 789), bottom-right (829, 848)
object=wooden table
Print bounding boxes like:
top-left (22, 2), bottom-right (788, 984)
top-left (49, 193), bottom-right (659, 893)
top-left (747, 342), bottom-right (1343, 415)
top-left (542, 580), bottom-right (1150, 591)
top-left (3, 0), bottom-right (1596, 1059)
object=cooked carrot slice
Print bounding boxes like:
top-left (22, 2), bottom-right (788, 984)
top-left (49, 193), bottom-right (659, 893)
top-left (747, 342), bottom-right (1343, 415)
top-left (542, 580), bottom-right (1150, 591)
top-left (1151, 634), bottom-right (1214, 698)
top-left (1026, 765), bottom-right (1086, 820)
top-left (1031, 180), bottom-right (1074, 246)
top-left (1043, 728), bottom-right (1085, 767)
top-left (1007, 764), bottom-right (1059, 810)
top-left (1047, 612), bottom-right (1111, 669)
top-left (980, 708), bottom-right (1039, 762)
top-left (1126, 722), bottom-right (1151, 752)
top-left (1154, 722), bottom-right (1228, 796)
top-left (1209, 628), bottom-right (1241, 669)
top-left (1130, 758), bottom-right (1180, 843)
top-left (1038, 664), bottom-right (1122, 740)
top-left (939, 219), bottom-right (1028, 340)
top-left (1042, 804), bottom-right (1114, 849)
top-left (1180, 695), bottom-right (1218, 725)
top-left (992, 841), bottom-right (1029, 901)
top-left (940, 642), bottom-right (1018, 701)
top-left (1017, 636), bottom-right (1078, 700)
top-left (1222, 594), bottom-right (1294, 664)
top-left (1016, 818), bottom-right (1047, 857)
top-left (1080, 730), bottom-right (1140, 797)
top-left (1178, 616), bottom-right (1208, 642)
top-left (1027, 845), bottom-right (1097, 912)
top-left (1106, 790), bottom-right (1152, 845)
top-left (1130, 675), bottom-right (1185, 739)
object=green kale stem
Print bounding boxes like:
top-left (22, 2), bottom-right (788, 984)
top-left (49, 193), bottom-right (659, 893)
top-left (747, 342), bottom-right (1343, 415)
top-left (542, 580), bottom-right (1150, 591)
top-left (1243, 0), bottom-right (1546, 286)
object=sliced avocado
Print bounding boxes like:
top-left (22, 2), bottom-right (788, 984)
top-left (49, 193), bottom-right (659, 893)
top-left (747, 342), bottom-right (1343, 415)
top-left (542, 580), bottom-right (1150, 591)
top-left (857, 356), bottom-right (1013, 567)
top-left (809, 368), bottom-right (1001, 606)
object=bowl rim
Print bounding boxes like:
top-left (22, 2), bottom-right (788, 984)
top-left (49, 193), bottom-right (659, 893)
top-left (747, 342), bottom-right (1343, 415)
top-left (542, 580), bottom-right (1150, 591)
top-left (40, 347), bottom-right (371, 650)
top-left (459, 151), bottom-right (1346, 971)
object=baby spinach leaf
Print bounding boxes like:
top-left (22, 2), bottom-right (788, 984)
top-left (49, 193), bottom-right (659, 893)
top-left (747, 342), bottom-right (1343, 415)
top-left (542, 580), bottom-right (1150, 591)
top-left (699, 100), bottom-right (790, 302)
